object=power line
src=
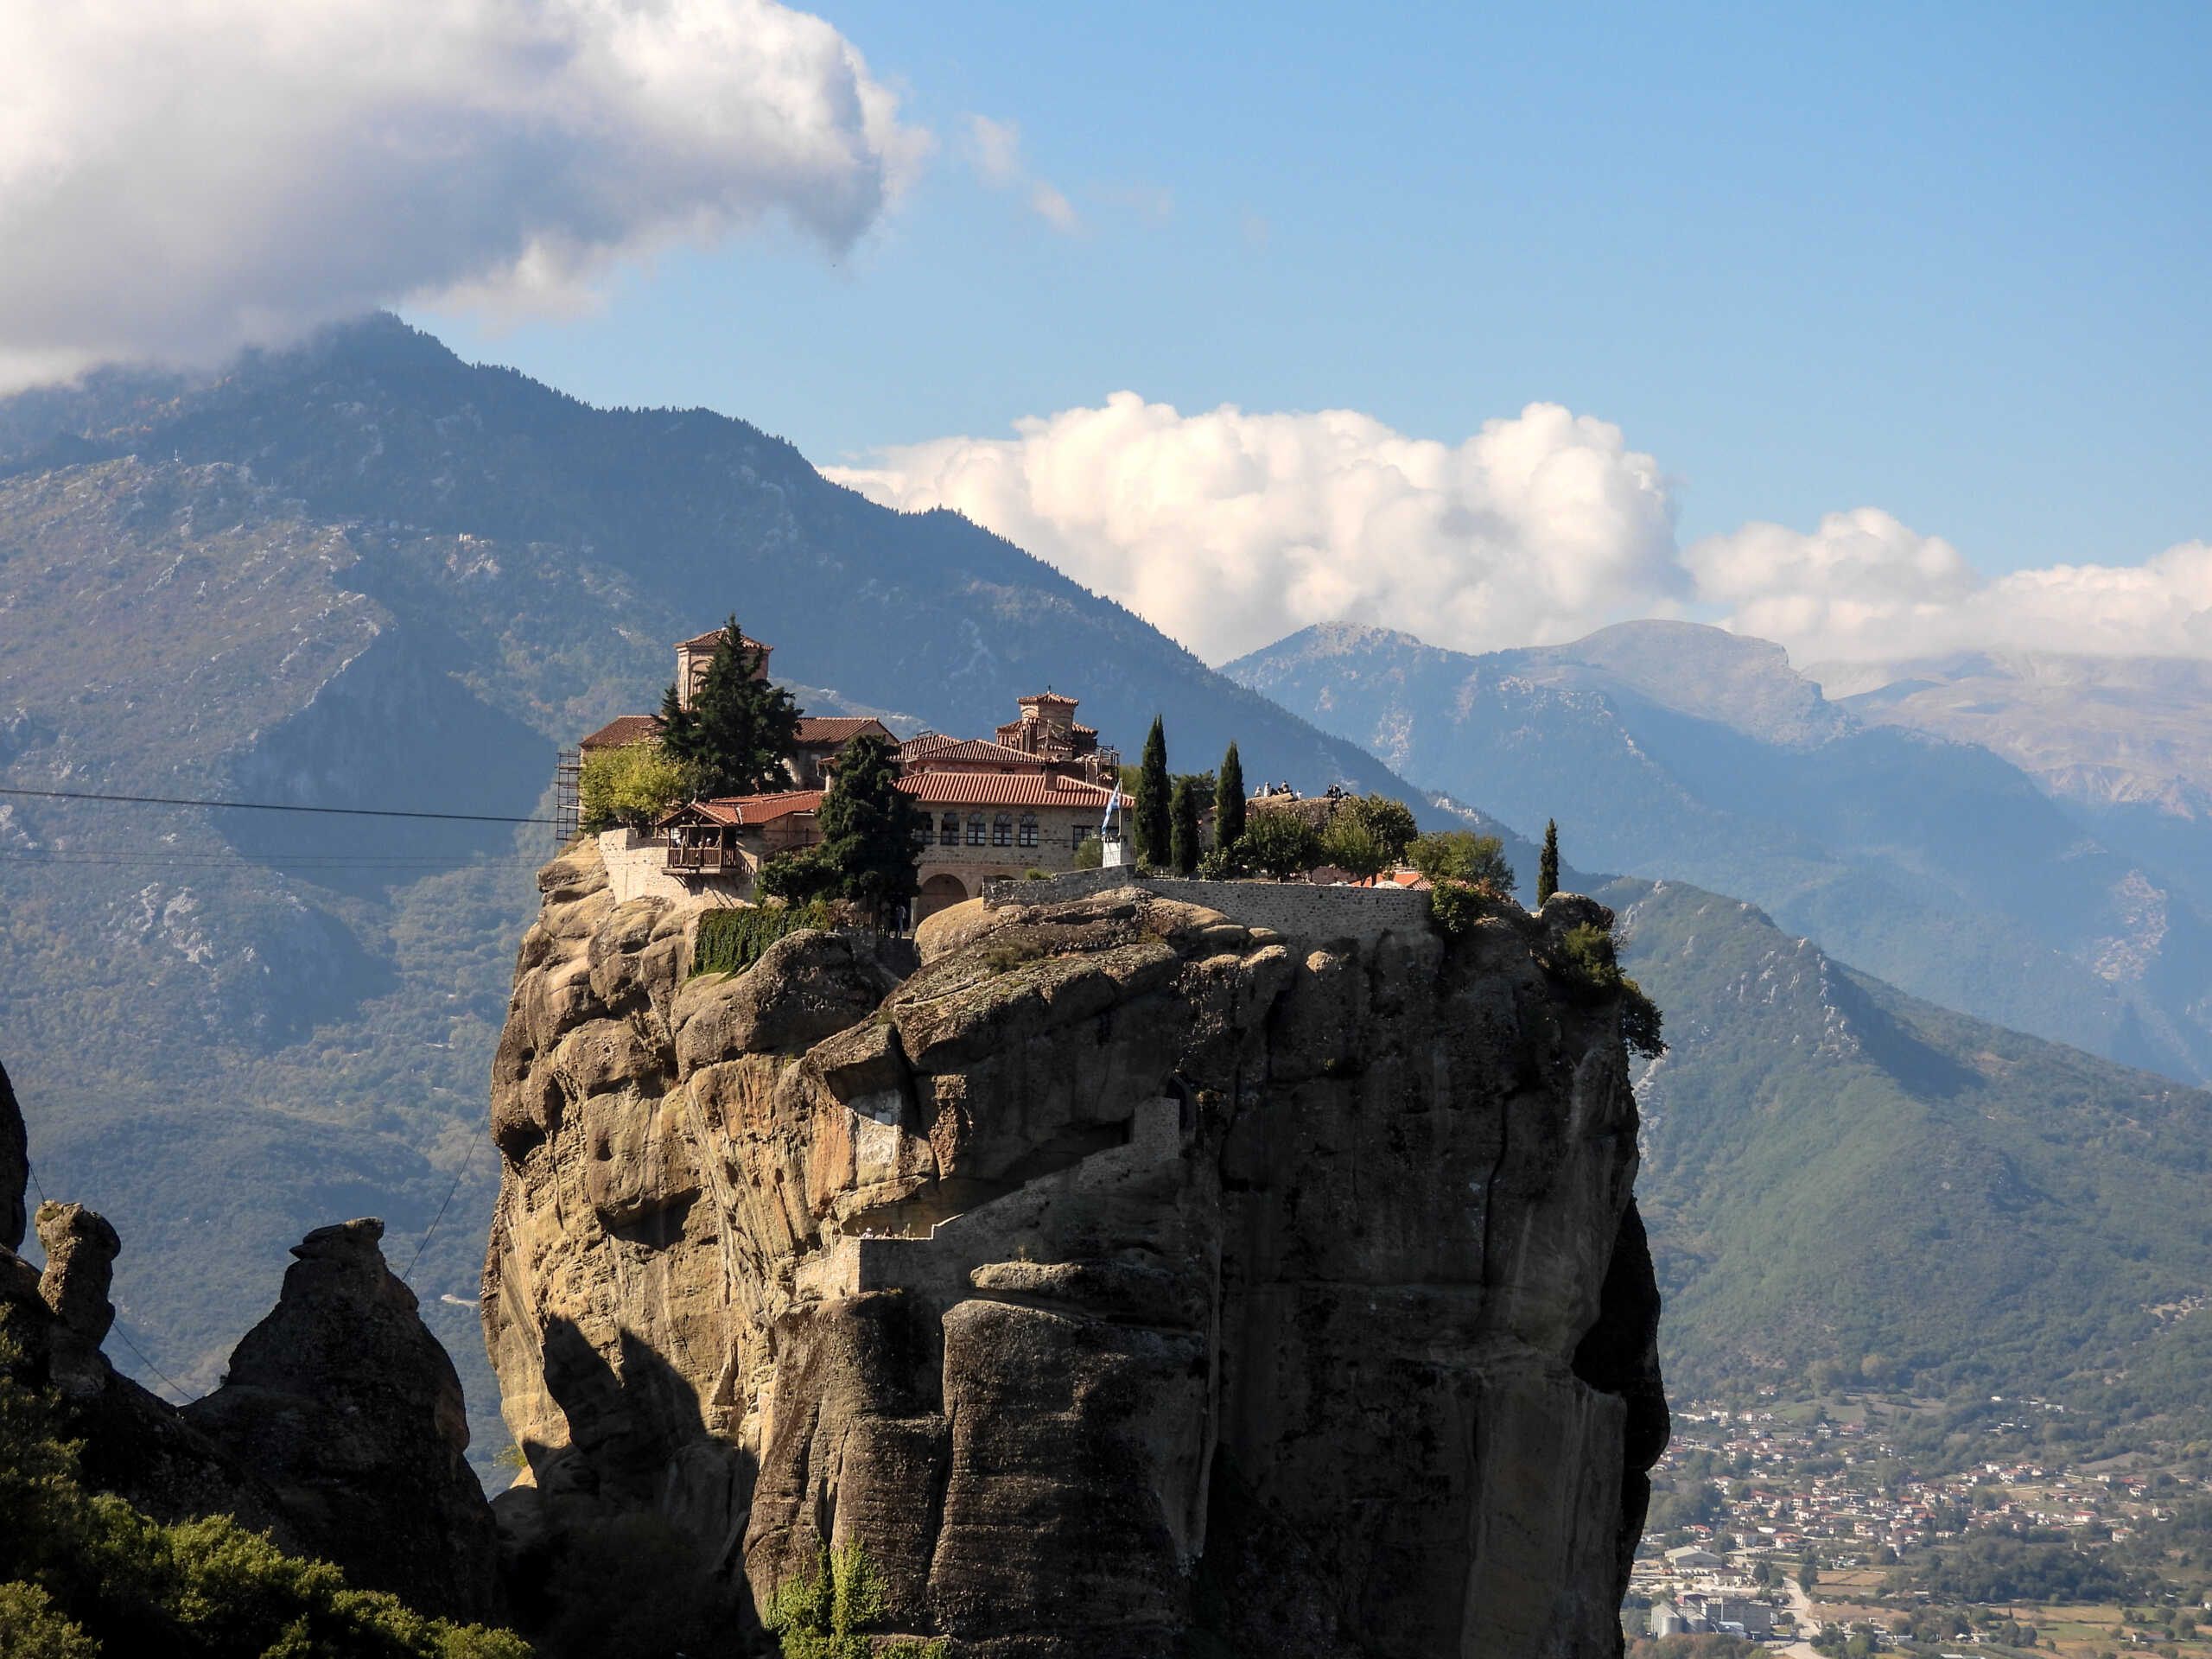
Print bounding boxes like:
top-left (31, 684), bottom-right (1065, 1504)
top-left (1, 852), bottom-right (548, 868)
top-left (0, 785), bottom-right (559, 826)
top-left (401, 1103), bottom-right (493, 1285)
top-left (108, 1318), bottom-right (193, 1406)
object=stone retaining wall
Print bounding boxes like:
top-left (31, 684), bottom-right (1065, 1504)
top-left (983, 866), bottom-right (1431, 945)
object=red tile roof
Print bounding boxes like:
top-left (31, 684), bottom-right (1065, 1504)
top-left (897, 773), bottom-right (1116, 807)
top-left (672, 790), bottom-right (824, 827)
top-left (796, 716), bottom-right (892, 746)
top-left (677, 629), bottom-right (769, 653)
top-left (898, 735), bottom-right (1047, 770)
top-left (579, 714), bottom-right (663, 750)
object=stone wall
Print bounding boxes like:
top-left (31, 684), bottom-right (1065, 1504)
top-left (984, 865), bottom-right (1433, 944)
top-left (596, 828), bottom-right (747, 907)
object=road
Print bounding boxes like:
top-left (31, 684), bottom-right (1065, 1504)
top-left (1774, 1576), bottom-right (1823, 1657)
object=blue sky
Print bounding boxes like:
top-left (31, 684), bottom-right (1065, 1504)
top-left (414, 2), bottom-right (2210, 576)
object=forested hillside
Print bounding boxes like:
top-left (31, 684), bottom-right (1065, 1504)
top-left (1614, 877), bottom-right (2212, 1456)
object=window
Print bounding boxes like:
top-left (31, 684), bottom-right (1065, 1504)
top-left (911, 818), bottom-right (932, 846)
top-left (967, 814), bottom-right (988, 846)
top-left (939, 812), bottom-right (958, 847)
top-left (1017, 813), bottom-right (1039, 848)
top-left (992, 813), bottom-right (1014, 846)
top-left (1071, 823), bottom-right (1091, 849)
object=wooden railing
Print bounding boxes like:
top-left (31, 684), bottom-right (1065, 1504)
top-left (665, 844), bottom-right (734, 871)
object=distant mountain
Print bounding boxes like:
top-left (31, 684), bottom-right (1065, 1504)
top-left (1612, 875), bottom-right (2212, 1455)
top-left (1227, 620), bottom-right (2212, 1084)
top-left (0, 318), bottom-right (1489, 1456)
top-left (1811, 652), bottom-right (2212, 913)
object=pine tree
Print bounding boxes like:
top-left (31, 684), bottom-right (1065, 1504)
top-left (1170, 777), bottom-right (1200, 875)
top-left (658, 617), bottom-right (803, 798)
top-left (1214, 741), bottom-right (1246, 852)
top-left (811, 734), bottom-right (923, 925)
top-left (1538, 818), bottom-right (1560, 905)
top-left (1134, 716), bottom-right (1171, 867)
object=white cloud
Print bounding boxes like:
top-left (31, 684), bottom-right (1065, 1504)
top-left (961, 112), bottom-right (1082, 235)
top-left (1689, 511), bottom-right (2212, 664)
top-left (825, 394), bottom-right (1687, 663)
top-left (0, 0), bottom-right (927, 387)
top-left (965, 115), bottom-right (1024, 187)
top-left (827, 395), bottom-right (2212, 670)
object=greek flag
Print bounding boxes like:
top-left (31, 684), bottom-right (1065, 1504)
top-left (1101, 781), bottom-right (1122, 836)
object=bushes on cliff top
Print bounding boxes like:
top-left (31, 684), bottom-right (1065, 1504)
top-left (577, 741), bottom-right (687, 834)
top-left (0, 1333), bottom-right (528, 1658)
top-left (1239, 808), bottom-right (1319, 879)
top-left (1408, 830), bottom-right (1514, 893)
top-left (764, 1542), bottom-right (947, 1659)
top-left (691, 902), bottom-right (836, 978)
top-left (1556, 921), bottom-right (1667, 1059)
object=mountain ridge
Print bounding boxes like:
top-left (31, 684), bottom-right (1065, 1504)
top-left (1229, 618), bottom-right (2212, 1086)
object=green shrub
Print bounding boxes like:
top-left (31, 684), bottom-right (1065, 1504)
top-left (577, 741), bottom-right (689, 834)
top-left (764, 1542), bottom-right (947, 1659)
top-left (1407, 830), bottom-right (1514, 893)
top-left (1429, 879), bottom-right (1512, 937)
top-left (1072, 833), bottom-right (1104, 870)
top-left (758, 846), bottom-right (839, 905)
top-left (692, 903), bottom-right (836, 978)
top-left (1195, 841), bottom-right (1249, 880)
top-left (0, 1333), bottom-right (529, 1658)
top-left (1555, 921), bottom-right (1667, 1058)
top-left (0, 1582), bottom-right (97, 1659)
top-left (1319, 810), bottom-right (1392, 880)
top-left (1349, 793), bottom-right (1419, 864)
top-left (1241, 809), bottom-right (1319, 880)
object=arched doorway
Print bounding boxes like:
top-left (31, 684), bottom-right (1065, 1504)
top-left (915, 872), bottom-right (968, 923)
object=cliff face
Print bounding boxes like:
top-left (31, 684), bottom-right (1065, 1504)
top-left (482, 845), bottom-right (1666, 1656)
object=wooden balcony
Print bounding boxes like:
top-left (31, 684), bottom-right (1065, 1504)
top-left (665, 843), bottom-right (736, 872)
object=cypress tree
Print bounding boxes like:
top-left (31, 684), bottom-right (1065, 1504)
top-left (658, 617), bottom-right (802, 798)
top-left (1170, 777), bottom-right (1200, 875)
top-left (1214, 741), bottom-right (1246, 851)
top-left (1538, 818), bottom-right (1560, 905)
top-left (1135, 716), bottom-right (1171, 866)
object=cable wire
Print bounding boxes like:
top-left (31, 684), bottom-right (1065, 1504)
top-left (0, 785), bottom-right (558, 825)
top-left (401, 1103), bottom-right (492, 1284)
top-left (107, 1319), bottom-right (193, 1406)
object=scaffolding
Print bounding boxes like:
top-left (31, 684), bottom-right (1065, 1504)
top-left (552, 746), bottom-right (581, 842)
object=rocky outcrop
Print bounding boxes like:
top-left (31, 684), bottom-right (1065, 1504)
top-left (0, 1062), bottom-right (23, 1252)
top-left (35, 1201), bottom-right (120, 1397)
top-left (483, 843), bottom-right (1668, 1656)
top-left (184, 1218), bottom-right (504, 1624)
top-left (0, 1060), bottom-right (501, 1623)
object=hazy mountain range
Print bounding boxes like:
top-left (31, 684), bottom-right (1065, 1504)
top-left (1229, 620), bottom-right (2212, 1085)
top-left (5, 314), bottom-right (2209, 1467)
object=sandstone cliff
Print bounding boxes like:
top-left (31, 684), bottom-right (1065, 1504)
top-left (483, 847), bottom-right (1667, 1656)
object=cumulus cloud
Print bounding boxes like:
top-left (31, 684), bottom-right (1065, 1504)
top-left (827, 395), bottom-right (2212, 669)
top-left (825, 394), bottom-right (1687, 663)
top-left (961, 114), bottom-right (1082, 235)
top-left (1690, 511), bottom-right (2212, 664)
top-left (0, 0), bottom-right (927, 388)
